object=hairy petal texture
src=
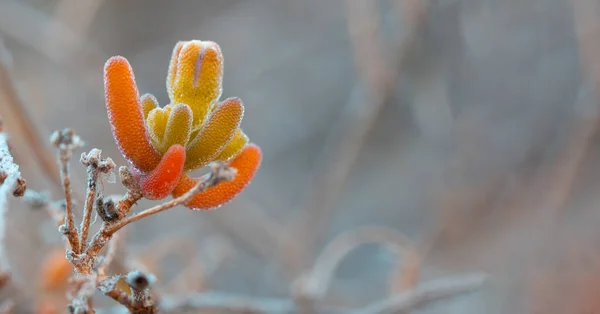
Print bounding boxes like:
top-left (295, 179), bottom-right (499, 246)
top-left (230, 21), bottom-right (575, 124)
top-left (216, 129), bottom-right (249, 162)
top-left (173, 144), bottom-right (262, 210)
top-left (146, 107), bottom-right (170, 147)
top-left (166, 41), bottom-right (185, 100)
top-left (184, 97), bottom-right (243, 171)
top-left (169, 40), bottom-right (224, 127)
top-left (104, 56), bottom-right (161, 172)
top-left (136, 145), bottom-right (186, 200)
top-left (141, 93), bottom-right (159, 119)
top-left (162, 104), bottom-right (193, 153)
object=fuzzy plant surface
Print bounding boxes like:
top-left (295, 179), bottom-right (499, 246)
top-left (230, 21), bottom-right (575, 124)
top-left (104, 40), bottom-right (262, 210)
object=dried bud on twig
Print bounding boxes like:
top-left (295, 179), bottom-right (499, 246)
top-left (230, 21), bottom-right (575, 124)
top-left (126, 270), bottom-right (156, 291)
top-left (50, 128), bottom-right (84, 151)
top-left (96, 197), bottom-right (119, 223)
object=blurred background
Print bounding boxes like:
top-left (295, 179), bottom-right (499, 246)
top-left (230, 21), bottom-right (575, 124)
top-left (2, 0), bottom-right (600, 313)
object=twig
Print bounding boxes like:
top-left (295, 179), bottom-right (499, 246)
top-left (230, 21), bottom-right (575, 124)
top-left (0, 123), bottom-right (26, 198)
top-left (282, 0), bottom-right (428, 273)
top-left (158, 291), bottom-right (295, 314)
top-left (51, 128), bottom-right (83, 254)
top-left (104, 287), bottom-right (132, 309)
top-left (125, 270), bottom-right (157, 313)
top-left (67, 275), bottom-right (97, 314)
top-left (0, 300), bottom-right (15, 314)
top-left (293, 226), bottom-right (420, 312)
top-left (0, 123), bottom-right (26, 274)
top-left (85, 162), bottom-right (235, 262)
top-left (113, 272), bottom-right (485, 314)
top-left (79, 149), bottom-right (115, 252)
top-left (112, 163), bottom-right (233, 235)
top-left (96, 232), bottom-right (120, 277)
top-left (351, 273), bottom-right (487, 314)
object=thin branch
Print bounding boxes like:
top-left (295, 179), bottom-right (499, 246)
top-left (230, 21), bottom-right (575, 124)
top-left (79, 149), bottom-right (115, 252)
top-left (282, 0), bottom-right (429, 273)
top-left (107, 272), bottom-right (485, 314)
top-left (85, 162), bottom-right (235, 261)
top-left (294, 226), bottom-right (420, 306)
top-left (108, 163), bottom-right (234, 235)
top-left (51, 128), bottom-right (83, 254)
top-left (104, 287), bottom-right (132, 309)
top-left (351, 273), bottom-right (487, 314)
top-left (96, 232), bottom-right (120, 277)
top-left (0, 123), bottom-right (26, 274)
top-left (158, 291), bottom-right (295, 314)
top-left (125, 270), bottom-right (157, 313)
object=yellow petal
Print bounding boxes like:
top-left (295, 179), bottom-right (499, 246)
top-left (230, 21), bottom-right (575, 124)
top-left (162, 104), bottom-right (193, 153)
top-left (141, 93), bottom-right (159, 119)
top-left (166, 41), bottom-right (185, 101)
top-left (146, 107), bottom-right (170, 148)
top-left (184, 97), bottom-right (243, 171)
top-left (168, 40), bottom-right (223, 127)
top-left (215, 129), bottom-right (249, 162)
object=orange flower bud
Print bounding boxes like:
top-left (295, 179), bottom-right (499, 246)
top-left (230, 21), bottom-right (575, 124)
top-left (173, 144), bottom-right (262, 210)
top-left (136, 144), bottom-right (186, 200)
top-left (104, 56), bottom-right (161, 172)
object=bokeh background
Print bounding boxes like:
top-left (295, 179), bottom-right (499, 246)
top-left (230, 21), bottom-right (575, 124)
top-left (2, 0), bottom-right (600, 313)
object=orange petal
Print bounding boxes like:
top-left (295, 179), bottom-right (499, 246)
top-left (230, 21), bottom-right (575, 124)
top-left (104, 56), bottom-right (161, 172)
top-left (168, 40), bottom-right (223, 127)
top-left (184, 98), bottom-right (243, 171)
top-left (136, 145), bottom-right (186, 200)
top-left (173, 144), bottom-right (262, 210)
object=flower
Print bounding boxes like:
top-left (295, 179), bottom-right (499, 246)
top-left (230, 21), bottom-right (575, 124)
top-left (104, 40), bottom-right (261, 210)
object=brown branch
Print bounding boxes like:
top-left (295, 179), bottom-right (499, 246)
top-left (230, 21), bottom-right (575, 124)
top-left (104, 287), bottom-right (132, 309)
top-left (79, 149), bottom-right (115, 252)
top-left (85, 162), bottom-right (235, 262)
top-left (96, 232), bottom-right (120, 277)
top-left (51, 129), bottom-right (83, 254)
top-left (125, 270), bottom-right (157, 313)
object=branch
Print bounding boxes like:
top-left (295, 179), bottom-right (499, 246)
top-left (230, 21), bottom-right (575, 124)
top-left (292, 226), bottom-right (420, 313)
top-left (85, 162), bottom-right (236, 261)
top-left (79, 149), bottom-right (115, 252)
top-left (51, 128), bottom-right (83, 253)
top-left (0, 120), bottom-right (26, 274)
top-left (351, 273), bottom-right (487, 314)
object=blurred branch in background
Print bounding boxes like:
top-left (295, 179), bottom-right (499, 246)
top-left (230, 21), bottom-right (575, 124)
top-left (281, 0), bottom-right (429, 276)
top-left (0, 38), bottom-right (61, 190)
top-left (0, 0), bottom-right (106, 93)
top-left (44, 0), bottom-right (105, 61)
